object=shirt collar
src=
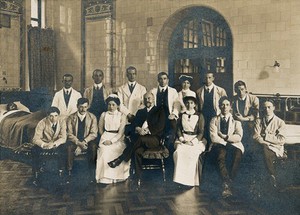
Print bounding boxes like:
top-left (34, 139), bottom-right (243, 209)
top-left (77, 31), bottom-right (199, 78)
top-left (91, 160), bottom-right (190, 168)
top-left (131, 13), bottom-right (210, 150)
top-left (63, 87), bottom-right (73, 93)
top-left (128, 81), bottom-right (136, 86)
top-left (77, 112), bottom-right (86, 121)
top-left (107, 110), bottom-right (119, 115)
top-left (265, 114), bottom-right (274, 122)
top-left (220, 113), bottom-right (231, 121)
top-left (238, 94), bottom-right (247, 101)
top-left (147, 105), bottom-right (154, 112)
top-left (205, 83), bottom-right (214, 92)
top-left (185, 109), bottom-right (195, 115)
top-left (159, 86), bottom-right (168, 92)
top-left (94, 83), bottom-right (103, 89)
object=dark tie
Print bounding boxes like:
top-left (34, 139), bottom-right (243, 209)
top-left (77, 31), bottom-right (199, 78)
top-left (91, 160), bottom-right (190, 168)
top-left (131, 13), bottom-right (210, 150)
top-left (220, 117), bottom-right (228, 134)
top-left (205, 88), bottom-right (210, 93)
top-left (129, 84), bottom-right (134, 93)
top-left (52, 124), bottom-right (57, 132)
top-left (161, 88), bottom-right (165, 93)
top-left (64, 90), bottom-right (70, 107)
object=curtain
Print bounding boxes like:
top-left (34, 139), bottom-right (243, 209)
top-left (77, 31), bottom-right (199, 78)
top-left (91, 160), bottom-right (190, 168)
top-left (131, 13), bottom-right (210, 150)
top-left (28, 26), bottom-right (56, 91)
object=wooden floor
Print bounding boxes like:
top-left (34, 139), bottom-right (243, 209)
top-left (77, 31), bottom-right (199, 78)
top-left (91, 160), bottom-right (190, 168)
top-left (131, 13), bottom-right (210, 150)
top-left (0, 158), bottom-right (299, 215)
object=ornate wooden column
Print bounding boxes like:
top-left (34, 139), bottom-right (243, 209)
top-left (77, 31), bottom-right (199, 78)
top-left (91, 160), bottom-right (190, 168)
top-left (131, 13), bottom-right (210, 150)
top-left (82, 0), bottom-right (116, 90)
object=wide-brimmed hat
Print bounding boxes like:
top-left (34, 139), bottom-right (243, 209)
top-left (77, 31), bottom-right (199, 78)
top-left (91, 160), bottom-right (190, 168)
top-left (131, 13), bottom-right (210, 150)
top-left (179, 75), bottom-right (193, 84)
top-left (183, 96), bottom-right (197, 104)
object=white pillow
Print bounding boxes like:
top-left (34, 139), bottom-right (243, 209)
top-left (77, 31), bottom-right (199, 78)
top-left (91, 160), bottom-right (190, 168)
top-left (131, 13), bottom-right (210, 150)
top-left (14, 101), bottom-right (30, 112)
top-left (0, 101), bottom-right (30, 113)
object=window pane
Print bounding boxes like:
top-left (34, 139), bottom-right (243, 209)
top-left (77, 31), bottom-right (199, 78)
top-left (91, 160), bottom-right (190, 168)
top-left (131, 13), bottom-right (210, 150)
top-left (31, 20), bottom-right (39, 27)
top-left (183, 20), bottom-right (198, 49)
top-left (31, 0), bottom-right (38, 19)
top-left (41, 0), bottom-right (45, 28)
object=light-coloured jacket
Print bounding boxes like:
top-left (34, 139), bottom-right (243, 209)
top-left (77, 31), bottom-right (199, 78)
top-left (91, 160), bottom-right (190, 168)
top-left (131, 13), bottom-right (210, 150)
top-left (52, 88), bottom-right (82, 117)
top-left (150, 86), bottom-right (180, 117)
top-left (253, 115), bottom-right (286, 157)
top-left (232, 94), bottom-right (259, 121)
top-left (118, 82), bottom-right (147, 116)
top-left (32, 117), bottom-right (67, 147)
top-left (196, 85), bottom-right (227, 115)
top-left (67, 111), bottom-right (98, 144)
top-left (83, 84), bottom-right (111, 105)
top-left (210, 114), bottom-right (244, 153)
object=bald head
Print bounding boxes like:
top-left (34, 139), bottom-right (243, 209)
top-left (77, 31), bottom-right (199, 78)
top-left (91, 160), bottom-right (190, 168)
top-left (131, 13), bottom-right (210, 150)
top-left (143, 92), bottom-right (155, 108)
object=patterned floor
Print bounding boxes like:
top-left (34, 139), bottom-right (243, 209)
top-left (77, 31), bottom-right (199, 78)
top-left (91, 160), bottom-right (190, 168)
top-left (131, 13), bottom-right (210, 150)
top-left (0, 159), bottom-right (299, 215)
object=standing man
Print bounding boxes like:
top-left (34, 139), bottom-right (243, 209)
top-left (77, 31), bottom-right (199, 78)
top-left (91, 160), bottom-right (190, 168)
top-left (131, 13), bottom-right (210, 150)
top-left (83, 69), bottom-right (111, 121)
top-left (150, 72), bottom-right (180, 179)
top-left (31, 107), bottom-right (67, 186)
top-left (66, 98), bottom-right (98, 183)
top-left (52, 74), bottom-right (82, 118)
top-left (196, 72), bottom-right (227, 150)
top-left (118, 66), bottom-right (147, 132)
top-left (150, 72), bottom-right (180, 140)
top-left (253, 99), bottom-right (286, 188)
top-left (210, 96), bottom-right (244, 198)
top-left (232, 80), bottom-right (259, 158)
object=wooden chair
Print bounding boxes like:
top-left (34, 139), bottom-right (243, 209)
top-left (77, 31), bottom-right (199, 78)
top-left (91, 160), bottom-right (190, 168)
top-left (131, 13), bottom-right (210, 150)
top-left (141, 138), bottom-right (169, 182)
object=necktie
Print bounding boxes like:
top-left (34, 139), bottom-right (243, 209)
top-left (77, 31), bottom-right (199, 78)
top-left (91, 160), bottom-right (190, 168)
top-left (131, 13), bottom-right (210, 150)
top-left (221, 117), bottom-right (228, 134)
top-left (52, 124), bottom-right (57, 132)
top-left (129, 84), bottom-right (134, 93)
top-left (161, 88), bottom-right (165, 93)
top-left (66, 90), bottom-right (69, 95)
top-left (96, 86), bottom-right (99, 90)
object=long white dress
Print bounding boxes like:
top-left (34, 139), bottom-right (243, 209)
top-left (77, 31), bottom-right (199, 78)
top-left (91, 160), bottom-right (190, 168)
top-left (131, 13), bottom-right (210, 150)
top-left (173, 112), bottom-right (206, 186)
top-left (95, 110), bottom-right (130, 184)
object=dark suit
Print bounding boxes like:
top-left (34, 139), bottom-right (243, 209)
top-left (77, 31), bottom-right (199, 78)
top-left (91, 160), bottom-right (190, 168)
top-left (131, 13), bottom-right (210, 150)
top-left (66, 111), bottom-right (98, 178)
top-left (117, 106), bottom-right (166, 178)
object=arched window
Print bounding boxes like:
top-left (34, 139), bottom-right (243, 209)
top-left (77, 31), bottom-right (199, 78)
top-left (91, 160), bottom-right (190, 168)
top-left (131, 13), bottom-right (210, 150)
top-left (168, 7), bottom-right (233, 95)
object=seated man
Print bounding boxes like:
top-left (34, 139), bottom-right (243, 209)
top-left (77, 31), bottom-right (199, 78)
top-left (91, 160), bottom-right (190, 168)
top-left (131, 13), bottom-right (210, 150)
top-left (232, 80), bottom-right (259, 159)
top-left (210, 96), bottom-right (244, 198)
top-left (31, 106), bottom-right (67, 186)
top-left (66, 98), bottom-right (98, 183)
top-left (253, 99), bottom-right (286, 188)
top-left (107, 92), bottom-right (166, 184)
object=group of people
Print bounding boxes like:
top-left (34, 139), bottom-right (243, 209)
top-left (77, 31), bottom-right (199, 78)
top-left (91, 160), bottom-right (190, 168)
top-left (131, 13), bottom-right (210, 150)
top-left (31, 66), bottom-right (286, 198)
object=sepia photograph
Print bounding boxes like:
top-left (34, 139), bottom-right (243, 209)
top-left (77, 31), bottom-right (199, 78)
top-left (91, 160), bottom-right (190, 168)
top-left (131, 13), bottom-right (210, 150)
top-left (0, 0), bottom-right (299, 214)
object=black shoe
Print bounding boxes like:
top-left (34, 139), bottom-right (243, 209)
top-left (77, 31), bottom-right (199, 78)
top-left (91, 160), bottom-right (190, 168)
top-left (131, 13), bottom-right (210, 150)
top-left (97, 183), bottom-right (108, 188)
top-left (222, 182), bottom-right (233, 198)
top-left (108, 158), bottom-right (122, 168)
top-left (32, 171), bottom-right (39, 187)
top-left (65, 170), bottom-right (71, 184)
top-left (58, 169), bottom-right (64, 186)
top-left (270, 175), bottom-right (277, 188)
top-left (32, 179), bottom-right (39, 187)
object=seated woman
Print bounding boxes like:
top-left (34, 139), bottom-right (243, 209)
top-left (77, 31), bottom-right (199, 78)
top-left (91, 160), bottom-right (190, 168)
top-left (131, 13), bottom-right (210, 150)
top-left (173, 96), bottom-right (206, 187)
top-left (177, 75), bottom-right (196, 113)
top-left (95, 94), bottom-right (130, 184)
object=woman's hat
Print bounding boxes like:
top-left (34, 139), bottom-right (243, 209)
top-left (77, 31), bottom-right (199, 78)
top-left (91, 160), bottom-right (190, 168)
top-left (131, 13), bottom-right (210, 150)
top-left (105, 94), bottom-right (121, 106)
top-left (183, 96), bottom-right (197, 104)
top-left (179, 75), bottom-right (193, 84)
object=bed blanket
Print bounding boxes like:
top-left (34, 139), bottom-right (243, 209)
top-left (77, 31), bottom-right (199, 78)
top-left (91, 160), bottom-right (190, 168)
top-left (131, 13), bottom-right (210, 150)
top-left (0, 111), bottom-right (47, 149)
